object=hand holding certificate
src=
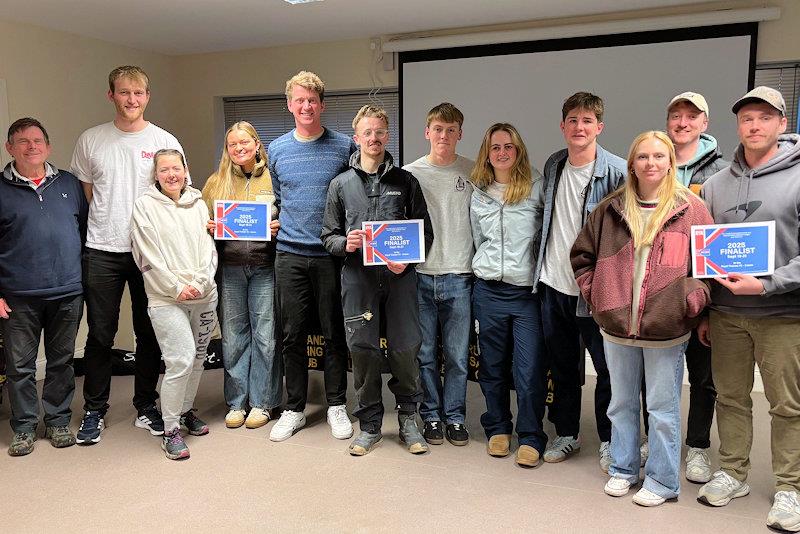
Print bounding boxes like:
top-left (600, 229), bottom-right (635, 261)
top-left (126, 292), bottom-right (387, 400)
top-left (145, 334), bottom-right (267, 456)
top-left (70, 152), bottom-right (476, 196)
top-left (691, 221), bottom-right (775, 279)
top-left (214, 200), bottom-right (271, 241)
top-left (362, 219), bottom-right (426, 266)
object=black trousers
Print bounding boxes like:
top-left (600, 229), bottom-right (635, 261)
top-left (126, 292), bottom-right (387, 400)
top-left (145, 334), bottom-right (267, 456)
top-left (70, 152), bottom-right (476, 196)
top-left (275, 251), bottom-right (348, 412)
top-left (2, 294), bottom-right (82, 432)
top-left (342, 263), bottom-right (422, 433)
top-left (81, 248), bottom-right (161, 412)
top-left (539, 283), bottom-right (612, 442)
top-left (642, 330), bottom-right (716, 448)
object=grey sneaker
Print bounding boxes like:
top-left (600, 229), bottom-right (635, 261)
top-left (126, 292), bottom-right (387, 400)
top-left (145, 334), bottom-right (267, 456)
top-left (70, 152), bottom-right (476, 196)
top-left (599, 441), bottom-right (612, 473)
top-left (768, 491), bottom-right (800, 532)
top-left (685, 447), bottom-right (712, 483)
top-left (697, 470), bottom-right (750, 506)
top-left (398, 413), bottom-right (429, 454)
top-left (180, 409), bottom-right (209, 436)
top-left (45, 426), bottom-right (76, 448)
top-left (640, 438), bottom-right (649, 467)
top-left (544, 435), bottom-right (581, 463)
top-left (161, 428), bottom-right (190, 460)
top-left (8, 432), bottom-right (36, 456)
top-left (348, 430), bottom-right (383, 456)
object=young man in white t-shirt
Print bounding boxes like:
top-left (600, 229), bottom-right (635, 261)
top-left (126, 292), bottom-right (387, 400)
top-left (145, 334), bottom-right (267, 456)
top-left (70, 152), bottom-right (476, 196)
top-left (403, 103), bottom-right (474, 447)
top-left (70, 66), bottom-right (186, 445)
top-left (532, 92), bottom-right (626, 471)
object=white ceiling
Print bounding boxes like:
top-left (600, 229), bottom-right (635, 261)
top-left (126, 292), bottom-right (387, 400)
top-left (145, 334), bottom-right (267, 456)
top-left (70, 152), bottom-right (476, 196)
top-left (0, 0), bottom-right (715, 56)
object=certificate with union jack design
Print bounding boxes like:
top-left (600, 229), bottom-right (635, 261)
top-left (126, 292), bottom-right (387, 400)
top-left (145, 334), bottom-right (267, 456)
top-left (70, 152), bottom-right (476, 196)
top-left (691, 221), bottom-right (774, 278)
top-left (362, 219), bottom-right (425, 266)
top-left (214, 200), bottom-right (271, 241)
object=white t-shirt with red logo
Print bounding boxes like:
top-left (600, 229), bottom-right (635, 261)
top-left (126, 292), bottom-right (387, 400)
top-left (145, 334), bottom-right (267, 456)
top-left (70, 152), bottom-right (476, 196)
top-left (70, 122), bottom-right (186, 253)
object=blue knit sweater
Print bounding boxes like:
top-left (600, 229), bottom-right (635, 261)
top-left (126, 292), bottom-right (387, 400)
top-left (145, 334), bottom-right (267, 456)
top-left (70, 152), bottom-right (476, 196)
top-left (268, 128), bottom-right (356, 256)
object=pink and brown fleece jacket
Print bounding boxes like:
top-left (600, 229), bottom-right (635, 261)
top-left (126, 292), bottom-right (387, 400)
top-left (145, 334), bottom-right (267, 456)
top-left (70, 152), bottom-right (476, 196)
top-left (570, 193), bottom-right (714, 342)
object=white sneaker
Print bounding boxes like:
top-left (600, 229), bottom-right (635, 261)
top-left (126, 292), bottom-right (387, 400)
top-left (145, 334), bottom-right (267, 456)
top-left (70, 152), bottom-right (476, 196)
top-left (604, 475), bottom-right (633, 497)
top-left (768, 491), bottom-right (800, 532)
top-left (639, 438), bottom-right (649, 467)
top-left (599, 441), bottom-right (612, 473)
top-left (685, 447), bottom-right (712, 483)
top-left (269, 410), bottom-right (306, 442)
top-left (632, 487), bottom-right (666, 507)
top-left (697, 470), bottom-right (750, 507)
top-left (327, 405), bottom-right (354, 440)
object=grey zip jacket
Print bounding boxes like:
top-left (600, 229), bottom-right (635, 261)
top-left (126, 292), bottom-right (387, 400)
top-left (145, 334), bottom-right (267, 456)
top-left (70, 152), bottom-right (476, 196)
top-left (470, 179), bottom-right (543, 287)
top-left (701, 133), bottom-right (800, 317)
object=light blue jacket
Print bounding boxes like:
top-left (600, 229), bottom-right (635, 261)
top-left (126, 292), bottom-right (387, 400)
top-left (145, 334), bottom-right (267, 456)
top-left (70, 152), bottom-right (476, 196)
top-left (470, 179), bottom-right (543, 287)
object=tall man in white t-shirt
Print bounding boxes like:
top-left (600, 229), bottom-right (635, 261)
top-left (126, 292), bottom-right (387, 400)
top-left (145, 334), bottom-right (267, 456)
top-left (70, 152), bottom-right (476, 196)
top-left (403, 103), bottom-right (474, 447)
top-left (533, 92), bottom-right (626, 471)
top-left (70, 66), bottom-right (186, 445)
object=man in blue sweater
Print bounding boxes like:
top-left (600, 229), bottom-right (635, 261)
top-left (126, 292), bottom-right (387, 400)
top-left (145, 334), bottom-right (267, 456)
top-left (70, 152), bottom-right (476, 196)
top-left (1, 118), bottom-right (88, 456)
top-left (268, 71), bottom-right (356, 442)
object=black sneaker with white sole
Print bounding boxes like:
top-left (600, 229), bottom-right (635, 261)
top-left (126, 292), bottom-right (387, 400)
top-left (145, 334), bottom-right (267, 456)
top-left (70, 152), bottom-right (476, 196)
top-left (423, 421), bottom-right (444, 445)
top-left (135, 405), bottom-right (165, 435)
top-left (76, 410), bottom-right (105, 445)
top-left (446, 423), bottom-right (470, 446)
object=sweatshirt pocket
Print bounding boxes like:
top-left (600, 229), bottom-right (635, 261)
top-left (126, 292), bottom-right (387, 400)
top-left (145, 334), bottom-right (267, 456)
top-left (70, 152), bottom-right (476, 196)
top-left (658, 232), bottom-right (688, 268)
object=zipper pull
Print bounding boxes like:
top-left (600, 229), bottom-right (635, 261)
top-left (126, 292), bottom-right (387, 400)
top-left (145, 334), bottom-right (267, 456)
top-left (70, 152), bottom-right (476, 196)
top-left (344, 310), bottom-right (373, 322)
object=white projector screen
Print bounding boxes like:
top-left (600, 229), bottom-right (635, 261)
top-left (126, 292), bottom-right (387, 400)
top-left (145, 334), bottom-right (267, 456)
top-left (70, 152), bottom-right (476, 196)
top-left (400, 26), bottom-right (754, 169)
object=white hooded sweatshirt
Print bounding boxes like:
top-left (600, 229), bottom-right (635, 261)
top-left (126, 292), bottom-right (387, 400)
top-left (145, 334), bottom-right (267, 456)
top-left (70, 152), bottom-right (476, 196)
top-left (131, 184), bottom-right (218, 307)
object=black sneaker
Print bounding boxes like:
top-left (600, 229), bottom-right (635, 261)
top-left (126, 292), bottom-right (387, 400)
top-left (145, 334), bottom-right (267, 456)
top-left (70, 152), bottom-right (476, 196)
top-left (135, 405), bottom-right (165, 436)
top-left (446, 423), bottom-right (470, 446)
top-left (423, 420), bottom-right (444, 445)
top-left (76, 410), bottom-right (104, 445)
top-left (180, 409), bottom-right (209, 436)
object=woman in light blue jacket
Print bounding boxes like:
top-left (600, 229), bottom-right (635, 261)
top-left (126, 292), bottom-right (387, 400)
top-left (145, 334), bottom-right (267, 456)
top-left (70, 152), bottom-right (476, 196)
top-left (470, 122), bottom-right (546, 467)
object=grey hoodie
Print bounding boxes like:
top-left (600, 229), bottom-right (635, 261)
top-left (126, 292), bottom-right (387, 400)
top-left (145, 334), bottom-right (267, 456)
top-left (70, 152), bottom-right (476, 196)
top-left (701, 134), bottom-right (800, 317)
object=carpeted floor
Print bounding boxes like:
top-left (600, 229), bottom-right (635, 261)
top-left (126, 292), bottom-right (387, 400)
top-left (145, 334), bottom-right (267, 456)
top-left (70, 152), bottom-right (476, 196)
top-left (0, 369), bottom-right (778, 533)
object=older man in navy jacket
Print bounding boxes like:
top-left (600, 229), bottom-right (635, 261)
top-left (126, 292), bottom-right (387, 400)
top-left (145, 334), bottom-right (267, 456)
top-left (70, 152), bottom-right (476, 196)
top-left (0, 118), bottom-right (88, 456)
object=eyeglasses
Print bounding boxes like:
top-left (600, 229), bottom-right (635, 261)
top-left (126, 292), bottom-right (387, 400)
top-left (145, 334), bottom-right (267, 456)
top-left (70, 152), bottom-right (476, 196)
top-left (360, 129), bottom-right (388, 139)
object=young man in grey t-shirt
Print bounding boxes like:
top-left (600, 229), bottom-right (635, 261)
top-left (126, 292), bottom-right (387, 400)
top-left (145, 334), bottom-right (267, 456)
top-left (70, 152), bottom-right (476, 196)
top-left (403, 103), bottom-right (474, 446)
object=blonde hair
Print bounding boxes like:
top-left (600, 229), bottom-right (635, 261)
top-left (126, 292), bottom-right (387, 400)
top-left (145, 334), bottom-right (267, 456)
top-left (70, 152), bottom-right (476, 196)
top-left (470, 123), bottom-right (532, 204)
top-left (426, 103), bottom-right (464, 128)
top-left (352, 104), bottom-right (389, 131)
top-left (285, 71), bottom-right (325, 101)
top-left (614, 130), bottom-right (690, 247)
top-left (202, 121), bottom-right (268, 204)
top-left (108, 65), bottom-right (149, 92)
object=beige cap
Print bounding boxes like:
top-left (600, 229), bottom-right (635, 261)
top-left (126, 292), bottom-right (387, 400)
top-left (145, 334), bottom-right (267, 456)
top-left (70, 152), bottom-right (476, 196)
top-left (668, 92), bottom-right (709, 117)
top-left (731, 86), bottom-right (786, 116)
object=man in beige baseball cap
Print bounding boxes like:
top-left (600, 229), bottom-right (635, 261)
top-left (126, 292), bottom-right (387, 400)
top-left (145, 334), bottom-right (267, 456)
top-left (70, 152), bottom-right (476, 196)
top-left (697, 85), bottom-right (800, 531)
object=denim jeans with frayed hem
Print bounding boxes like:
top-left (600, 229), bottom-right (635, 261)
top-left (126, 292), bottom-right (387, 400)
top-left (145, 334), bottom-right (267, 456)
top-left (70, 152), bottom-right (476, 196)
top-left (220, 264), bottom-right (281, 411)
top-left (604, 338), bottom-right (687, 499)
top-left (417, 273), bottom-right (472, 425)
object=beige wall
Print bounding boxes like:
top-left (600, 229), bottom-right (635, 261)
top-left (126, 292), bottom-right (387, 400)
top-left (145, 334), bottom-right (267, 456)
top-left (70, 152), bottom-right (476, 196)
top-left (0, 0), bottom-right (798, 362)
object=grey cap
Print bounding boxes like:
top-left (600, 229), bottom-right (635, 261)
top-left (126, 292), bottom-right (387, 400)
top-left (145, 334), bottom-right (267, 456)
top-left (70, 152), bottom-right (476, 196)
top-left (731, 86), bottom-right (786, 116)
top-left (668, 92), bottom-right (709, 117)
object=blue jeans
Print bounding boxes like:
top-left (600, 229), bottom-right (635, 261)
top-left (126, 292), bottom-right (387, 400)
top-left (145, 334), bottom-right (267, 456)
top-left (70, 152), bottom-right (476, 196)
top-left (473, 279), bottom-right (547, 452)
top-left (220, 264), bottom-right (281, 410)
top-left (604, 339), bottom-right (687, 499)
top-left (417, 273), bottom-right (472, 424)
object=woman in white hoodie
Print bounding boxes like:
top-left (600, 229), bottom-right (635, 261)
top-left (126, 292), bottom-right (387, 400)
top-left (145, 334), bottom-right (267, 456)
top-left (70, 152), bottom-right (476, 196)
top-left (131, 149), bottom-right (218, 460)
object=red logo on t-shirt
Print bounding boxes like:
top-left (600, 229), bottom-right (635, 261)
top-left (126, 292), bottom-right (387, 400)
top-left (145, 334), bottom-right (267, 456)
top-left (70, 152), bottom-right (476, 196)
top-left (141, 151), bottom-right (154, 159)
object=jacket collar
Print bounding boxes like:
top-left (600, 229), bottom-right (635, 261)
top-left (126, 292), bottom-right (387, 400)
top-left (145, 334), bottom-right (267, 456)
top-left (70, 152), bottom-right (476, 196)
top-left (349, 150), bottom-right (394, 179)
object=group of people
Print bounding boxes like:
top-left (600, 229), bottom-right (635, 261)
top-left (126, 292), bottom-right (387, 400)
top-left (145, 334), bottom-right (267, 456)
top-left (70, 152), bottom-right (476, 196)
top-left (1, 64), bottom-right (798, 531)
